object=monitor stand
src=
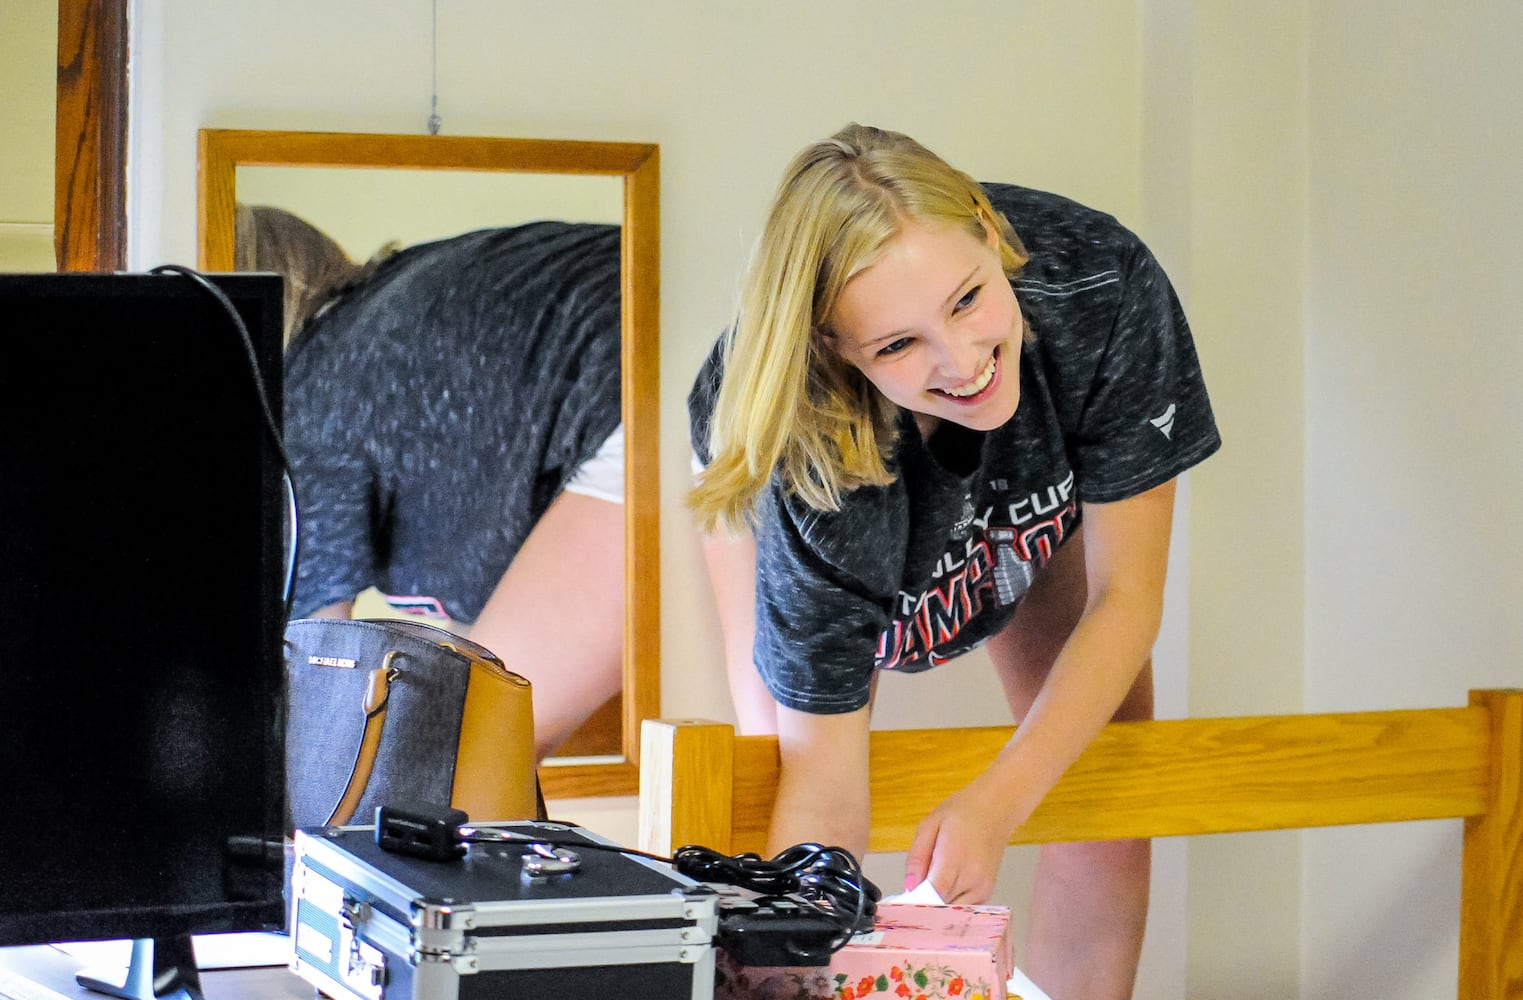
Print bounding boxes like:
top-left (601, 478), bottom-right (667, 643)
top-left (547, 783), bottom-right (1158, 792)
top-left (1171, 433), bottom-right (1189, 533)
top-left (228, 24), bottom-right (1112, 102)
top-left (76, 937), bottom-right (202, 1000)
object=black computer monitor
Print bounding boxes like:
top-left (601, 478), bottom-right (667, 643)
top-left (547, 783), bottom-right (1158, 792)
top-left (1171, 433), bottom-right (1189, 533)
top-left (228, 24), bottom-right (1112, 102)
top-left (0, 272), bottom-right (287, 997)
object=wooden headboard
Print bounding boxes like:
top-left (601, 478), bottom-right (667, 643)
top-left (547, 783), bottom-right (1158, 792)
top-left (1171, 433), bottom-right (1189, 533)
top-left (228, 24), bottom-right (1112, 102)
top-left (638, 688), bottom-right (1521, 998)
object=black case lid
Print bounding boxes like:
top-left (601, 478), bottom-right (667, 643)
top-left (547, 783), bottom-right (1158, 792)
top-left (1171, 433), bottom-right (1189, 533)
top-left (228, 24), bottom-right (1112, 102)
top-left (305, 822), bottom-right (701, 911)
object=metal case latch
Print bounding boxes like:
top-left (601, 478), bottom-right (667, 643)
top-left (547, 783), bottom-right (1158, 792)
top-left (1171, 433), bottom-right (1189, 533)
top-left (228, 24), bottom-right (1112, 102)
top-left (339, 895), bottom-right (388, 1000)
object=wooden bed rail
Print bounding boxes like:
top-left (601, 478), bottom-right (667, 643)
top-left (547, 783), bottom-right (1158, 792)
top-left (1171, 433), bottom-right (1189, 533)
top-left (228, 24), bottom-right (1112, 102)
top-left (638, 688), bottom-right (1521, 998)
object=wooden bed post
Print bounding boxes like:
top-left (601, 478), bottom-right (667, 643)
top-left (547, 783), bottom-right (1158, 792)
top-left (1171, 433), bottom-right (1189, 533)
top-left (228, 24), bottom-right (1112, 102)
top-left (1458, 687), bottom-right (1523, 998)
top-left (638, 719), bottom-right (736, 856)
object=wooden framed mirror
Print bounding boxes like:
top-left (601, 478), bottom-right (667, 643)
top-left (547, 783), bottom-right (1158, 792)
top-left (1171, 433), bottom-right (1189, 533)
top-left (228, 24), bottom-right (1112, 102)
top-left (199, 129), bottom-right (659, 798)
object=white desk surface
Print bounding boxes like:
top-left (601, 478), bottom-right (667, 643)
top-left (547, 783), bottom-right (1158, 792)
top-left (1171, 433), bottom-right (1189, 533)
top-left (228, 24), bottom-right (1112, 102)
top-left (0, 945), bottom-right (311, 1000)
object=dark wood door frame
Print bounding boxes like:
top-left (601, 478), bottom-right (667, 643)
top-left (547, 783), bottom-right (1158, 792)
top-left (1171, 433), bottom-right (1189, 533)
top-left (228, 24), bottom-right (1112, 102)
top-left (55, 0), bottom-right (128, 272)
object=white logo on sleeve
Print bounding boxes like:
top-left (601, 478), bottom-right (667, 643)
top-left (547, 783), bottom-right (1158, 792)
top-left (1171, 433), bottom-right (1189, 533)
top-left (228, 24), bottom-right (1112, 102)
top-left (1149, 403), bottom-right (1177, 439)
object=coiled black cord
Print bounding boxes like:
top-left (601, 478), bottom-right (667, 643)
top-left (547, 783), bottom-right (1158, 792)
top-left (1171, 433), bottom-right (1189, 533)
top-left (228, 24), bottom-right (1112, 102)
top-left (673, 841), bottom-right (880, 942)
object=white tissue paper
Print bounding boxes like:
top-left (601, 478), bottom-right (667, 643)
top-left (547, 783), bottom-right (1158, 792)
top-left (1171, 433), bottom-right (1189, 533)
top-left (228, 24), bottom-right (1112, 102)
top-left (882, 879), bottom-right (947, 905)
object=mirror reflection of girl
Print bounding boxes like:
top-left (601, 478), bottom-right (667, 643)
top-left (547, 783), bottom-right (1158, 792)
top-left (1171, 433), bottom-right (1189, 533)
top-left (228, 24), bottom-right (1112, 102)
top-left (688, 125), bottom-right (1220, 999)
top-left (237, 205), bottom-right (626, 761)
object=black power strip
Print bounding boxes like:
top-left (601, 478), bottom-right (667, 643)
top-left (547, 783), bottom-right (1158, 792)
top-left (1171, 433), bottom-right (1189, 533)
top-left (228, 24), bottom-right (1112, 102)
top-left (714, 892), bottom-right (852, 967)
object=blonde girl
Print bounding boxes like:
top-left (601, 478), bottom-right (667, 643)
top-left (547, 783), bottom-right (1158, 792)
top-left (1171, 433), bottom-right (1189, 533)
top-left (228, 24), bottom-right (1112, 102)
top-left (689, 123), bottom-right (1219, 999)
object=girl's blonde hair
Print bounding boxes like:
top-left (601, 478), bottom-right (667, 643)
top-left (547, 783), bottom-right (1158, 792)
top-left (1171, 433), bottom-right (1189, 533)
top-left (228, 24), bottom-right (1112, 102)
top-left (690, 123), bottom-right (1027, 533)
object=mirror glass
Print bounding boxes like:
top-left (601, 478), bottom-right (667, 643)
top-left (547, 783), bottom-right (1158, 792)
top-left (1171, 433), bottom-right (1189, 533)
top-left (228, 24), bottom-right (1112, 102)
top-left (237, 166), bottom-right (624, 257)
top-left (199, 129), bottom-right (659, 798)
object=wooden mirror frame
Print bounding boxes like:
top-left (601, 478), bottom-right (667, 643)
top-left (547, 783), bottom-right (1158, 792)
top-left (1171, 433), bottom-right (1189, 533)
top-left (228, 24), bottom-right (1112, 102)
top-left (199, 129), bottom-right (660, 799)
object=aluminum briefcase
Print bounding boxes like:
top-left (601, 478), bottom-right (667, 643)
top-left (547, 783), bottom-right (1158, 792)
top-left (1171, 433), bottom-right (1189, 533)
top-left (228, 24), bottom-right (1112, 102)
top-left (290, 821), bottom-right (717, 1000)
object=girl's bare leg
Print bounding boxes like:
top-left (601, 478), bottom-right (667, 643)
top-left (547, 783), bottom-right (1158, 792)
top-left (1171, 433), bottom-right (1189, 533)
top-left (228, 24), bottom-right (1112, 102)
top-left (469, 491), bottom-right (625, 760)
top-left (986, 528), bottom-right (1152, 1000)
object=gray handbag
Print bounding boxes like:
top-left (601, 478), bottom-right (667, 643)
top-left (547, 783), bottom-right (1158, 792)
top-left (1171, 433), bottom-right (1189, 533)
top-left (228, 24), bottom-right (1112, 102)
top-left (284, 618), bottom-right (544, 828)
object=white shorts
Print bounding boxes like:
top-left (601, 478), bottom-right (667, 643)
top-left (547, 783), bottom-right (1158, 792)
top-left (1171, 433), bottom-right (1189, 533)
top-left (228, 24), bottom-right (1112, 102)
top-left (564, 423), bottom-right (624, 504)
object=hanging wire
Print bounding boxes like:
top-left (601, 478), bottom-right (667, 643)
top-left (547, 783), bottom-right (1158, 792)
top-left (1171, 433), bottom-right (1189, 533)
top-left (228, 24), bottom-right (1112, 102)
top-left (427, 0), bottom-right (443, 135)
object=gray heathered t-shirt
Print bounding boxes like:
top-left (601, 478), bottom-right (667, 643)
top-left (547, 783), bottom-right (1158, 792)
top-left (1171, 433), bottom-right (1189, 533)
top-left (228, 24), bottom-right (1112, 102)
top-left (688, 184), bottom-right (1220, 714)
top-left (286, 222), bottom-right (622, 623)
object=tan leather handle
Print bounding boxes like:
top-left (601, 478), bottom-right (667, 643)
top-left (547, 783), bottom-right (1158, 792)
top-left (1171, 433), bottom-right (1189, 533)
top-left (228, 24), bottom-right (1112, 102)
top-left (324, 657), bottom-right (400, 826)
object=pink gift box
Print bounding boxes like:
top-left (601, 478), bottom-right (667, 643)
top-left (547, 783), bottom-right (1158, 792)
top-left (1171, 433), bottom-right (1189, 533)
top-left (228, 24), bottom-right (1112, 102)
top-left (716, 903), bottom-right (1014, 1000)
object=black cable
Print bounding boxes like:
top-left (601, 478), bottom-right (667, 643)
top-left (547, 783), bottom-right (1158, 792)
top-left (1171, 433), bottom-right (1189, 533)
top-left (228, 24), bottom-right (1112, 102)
top-left (149, 264), bottom-right (300, 617)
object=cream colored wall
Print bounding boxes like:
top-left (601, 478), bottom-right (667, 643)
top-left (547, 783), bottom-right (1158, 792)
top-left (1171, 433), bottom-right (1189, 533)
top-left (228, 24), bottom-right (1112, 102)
top-left (0, 0), bottom-right (57, 271)
top-left (1300, 6), bottom-right (1523, 999)
top-left (1160, 5), bottom-right (1523, 998)
top-left (1162, 4), bottom-right (1310, 996)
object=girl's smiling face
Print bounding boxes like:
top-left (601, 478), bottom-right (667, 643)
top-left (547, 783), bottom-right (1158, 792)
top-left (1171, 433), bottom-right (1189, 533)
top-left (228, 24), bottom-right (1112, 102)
top-left (826, 215), bottom-right (1023, 435)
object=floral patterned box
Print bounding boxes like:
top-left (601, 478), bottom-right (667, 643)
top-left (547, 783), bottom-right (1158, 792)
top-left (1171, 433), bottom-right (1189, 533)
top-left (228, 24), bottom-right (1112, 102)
top-left (715, 903), bottom-right (1013, 1000)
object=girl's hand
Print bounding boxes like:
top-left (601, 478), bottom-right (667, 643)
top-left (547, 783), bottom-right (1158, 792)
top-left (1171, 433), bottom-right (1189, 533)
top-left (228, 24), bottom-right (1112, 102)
top-left (902, 776), bottom-right (1024, 904)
